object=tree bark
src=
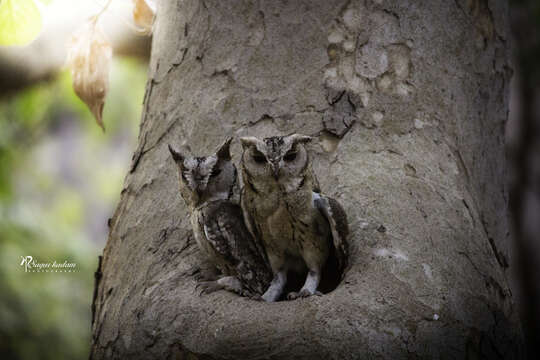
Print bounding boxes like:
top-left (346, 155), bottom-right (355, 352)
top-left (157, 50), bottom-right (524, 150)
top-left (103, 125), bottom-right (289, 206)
top-left (90, 0), bottom-right (523, 359)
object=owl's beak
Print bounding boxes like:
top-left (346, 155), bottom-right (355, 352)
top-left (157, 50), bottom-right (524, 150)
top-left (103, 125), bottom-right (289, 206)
top-left (195, 184), bottom-right (205, 198)
top-left (270, 162), bottom-right (280, 179)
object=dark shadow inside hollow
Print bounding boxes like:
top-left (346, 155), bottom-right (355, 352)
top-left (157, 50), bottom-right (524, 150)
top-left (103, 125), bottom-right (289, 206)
top-left (277, 244), bottom-right (344, 301)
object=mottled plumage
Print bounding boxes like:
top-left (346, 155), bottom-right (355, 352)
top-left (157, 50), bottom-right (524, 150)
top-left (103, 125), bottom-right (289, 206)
top-left (168, 138), bottom-right (271, 297)
top-left (240, 134), bottom-right (349, 302)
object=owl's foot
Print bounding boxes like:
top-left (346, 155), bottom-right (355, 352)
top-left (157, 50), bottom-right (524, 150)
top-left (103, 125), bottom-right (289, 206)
top-left (261, 270), bottom-right (287, 302)
top-left (196, 281), bottom-right (224, 295)
top-left (217, 276), bottom-right (243, 293)
top-left (288, 270), bottom-right (322, 300)
top-left (286, 291), bottom-right (299, 300)
top-left (188, 264), bottom-right (220, 282)
top-left (248, 294), bottom-right (263, 301)
top-left (286, 289), bottom-right (323, 300)
top-left (196, 276), bottom-right (243, 296)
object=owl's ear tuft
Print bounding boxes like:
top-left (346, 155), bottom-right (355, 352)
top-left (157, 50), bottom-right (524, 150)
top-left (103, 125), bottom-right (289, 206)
top-left (216, 137), bottom-right (232, 160)
top-left (289, 134), bottom-right (312, 144)
top-left (240, 136), bottom-right (260, 149)
top-left (168, 144), bottom-right (184, 163)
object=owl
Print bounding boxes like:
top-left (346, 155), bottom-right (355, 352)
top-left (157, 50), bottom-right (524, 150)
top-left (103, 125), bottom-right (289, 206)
top-left (168, 138), bottom-right (272, 297)
top-left (240, 134), bottom-right (349, 302)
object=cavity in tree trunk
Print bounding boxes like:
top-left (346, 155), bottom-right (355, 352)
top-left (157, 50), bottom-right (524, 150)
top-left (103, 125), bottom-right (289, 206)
top-left (90, 0), bottom-right (523, 358)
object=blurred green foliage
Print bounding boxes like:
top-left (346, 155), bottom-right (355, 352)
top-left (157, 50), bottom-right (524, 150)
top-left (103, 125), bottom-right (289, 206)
top-left (0, 56), bottom-right (146, 360)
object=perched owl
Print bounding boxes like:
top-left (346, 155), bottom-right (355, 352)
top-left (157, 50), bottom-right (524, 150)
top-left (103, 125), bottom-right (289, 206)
top-left (168, 138), bottom-right (272, 297)
top-left (240, 134), bottom-right (349, 302)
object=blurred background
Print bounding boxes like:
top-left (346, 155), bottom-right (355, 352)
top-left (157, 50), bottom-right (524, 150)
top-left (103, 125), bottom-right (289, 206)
top-left (0, 1), bottom-right (149, 358)
top-left (0, 0), bottom-right (539, 359)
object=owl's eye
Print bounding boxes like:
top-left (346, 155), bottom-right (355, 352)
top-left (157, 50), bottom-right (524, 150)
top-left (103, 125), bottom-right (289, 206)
top-left (252, 151), bottom-right (266, 164)
top-left (283, 151), bottom-right (297, 162)
top-left (210, 168), bottom-right (221, 178)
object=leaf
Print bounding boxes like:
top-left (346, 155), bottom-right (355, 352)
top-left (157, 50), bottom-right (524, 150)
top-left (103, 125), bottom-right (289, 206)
top-left (66, 18), bottom-right (112, 131)
top-left (132, 0), bottom-right (155, 35)
top-left (0, 0), bottom-right (42, 46)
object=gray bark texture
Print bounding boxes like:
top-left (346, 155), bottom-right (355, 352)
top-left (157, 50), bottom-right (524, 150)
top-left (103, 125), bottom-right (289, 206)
top-left (90, 0), bottom-right (523, 359)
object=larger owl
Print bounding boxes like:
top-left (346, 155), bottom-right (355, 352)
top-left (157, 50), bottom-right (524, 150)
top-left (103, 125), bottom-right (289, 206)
top-left (168, 138), bottom-right (272, 297)
top-left (240, 134), bottom-right (349, 302)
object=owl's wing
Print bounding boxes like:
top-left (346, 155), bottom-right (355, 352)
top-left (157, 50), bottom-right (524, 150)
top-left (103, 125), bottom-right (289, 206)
top-left (240, 188), bottom-right (270, 268)
top-left (201, 200), bottom-right (271, 295)
top-left (313, 193), bottom-right (349, 275)
top-left (201, 200), bottom-right (255, 265)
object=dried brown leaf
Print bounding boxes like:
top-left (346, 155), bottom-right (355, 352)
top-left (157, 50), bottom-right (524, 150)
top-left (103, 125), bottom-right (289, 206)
top-left (133, 0), bottom-right (155, 35)
top-left (66, 18), bottom-right (112, 131)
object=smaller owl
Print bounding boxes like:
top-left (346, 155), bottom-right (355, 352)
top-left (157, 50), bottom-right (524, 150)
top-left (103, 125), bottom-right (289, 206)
top-left (168, 138), bottom-right (271, 297)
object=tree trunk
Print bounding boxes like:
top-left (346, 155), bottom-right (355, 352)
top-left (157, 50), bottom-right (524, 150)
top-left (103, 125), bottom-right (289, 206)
top-left (90, 0), bottom-right (523, 358)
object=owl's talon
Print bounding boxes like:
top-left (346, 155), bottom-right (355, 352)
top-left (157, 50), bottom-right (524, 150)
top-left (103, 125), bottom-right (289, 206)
top-left (287, 291), bottom-right (300, 300)
top-left (299, 289), bottom-right (313, 298)
top-left (196, 281), bottom-right (224, 295)
top-left (288, 289), bottom-right (321, 300)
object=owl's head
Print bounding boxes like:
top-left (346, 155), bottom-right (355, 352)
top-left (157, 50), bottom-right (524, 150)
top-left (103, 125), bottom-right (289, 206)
top-left (168, 138), bottom-right (236, 207)
top-left (240, 134), bottom-right (312, 181)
